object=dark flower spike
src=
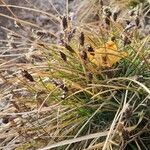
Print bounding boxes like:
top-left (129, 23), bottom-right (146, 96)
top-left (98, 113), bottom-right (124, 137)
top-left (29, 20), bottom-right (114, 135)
top-left (72, 28), bottom-right (76, 34)
top-left (36, 30), bottom-right (48, 38)
top-left (111, 36), bottom-right (116, 42)
top-left (135, 16), bottom-right (140, 27)
top-left (104, 8), bottom-right (112, 17)
top-left (81, 51), bottom-right (87, 60)
top-left (2, 116), bottom-right (10, 124)
top-left (87, 45), bottom-right (94, 52)
top-left (124, 106), bottom-right (133, 120)
top-left (123, 36), bottom-right (131, 46)
top-left (113, 10), bottom-right (121, 22)
top-left (130, 10), bottom-right (135, 16)
top-left (60, 51), bottom-right (67, 62)
top-left (79, 32), bottom-right (85, 46)
top-left (52, 79), bottom-right (68, 93)
top-left (64, 43), bottom-right (74, 52)
top-left (105, 17), bottom-right (110, 26)
top-left (22, 70), bottom-right (34, 82)
top-left (62, 16), bottom-right (68, 30)
top-left (126, 20), bottom-right (131, 25)
top-left (94, 13), bottom-right (100, 21)
top-left (122, 129), bottom-right (130, 141)
top-left (100, 0), bottom-right (103, 6)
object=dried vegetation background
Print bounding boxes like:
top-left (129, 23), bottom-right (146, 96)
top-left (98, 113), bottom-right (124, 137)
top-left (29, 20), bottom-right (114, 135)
top-left (0, 0), bottom-right (150, 150)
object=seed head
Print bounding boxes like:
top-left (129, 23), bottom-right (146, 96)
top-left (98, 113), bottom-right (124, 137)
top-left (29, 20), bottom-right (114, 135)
top-left (113, 10), bottom-right (121, 22)
top-left (64, 43), bottom-right (74, 52)
top-left (135, 16), bottom-right (140, 27)
top-left (105, 17), bottom-right (110, 26)
top-left (87, 45), bottom-right (94, 52)
top-left (60, 51), bottom-right (67, 62)
top-left (2, 116), bottom-right (10, 124)
top-left (123, 36), bottom-right (131, 46)
top-left (126, 20), bottom-right (131, 25)
top-left (124, 106), bottom-right (133, 120)
top-left (111, 36), bottom-right (116, 42)
top-left (104, 8), bottom-right (112, 17)
top-left (52, 79), bottom-right (68, 93)
top-left (100, 0), bottom-right (103, 6)
top-left (62, 16), bottom-right (68, 30)
top-left (81, 51), bottom-right (87, 60)
top-left (79, 32), bottom-right (85, 46)
top-left (130, 10), bottom-right (135, 16)
top-left (36, 30), bottom-right (47, 38)
top-left (22, 70), bottom-right (34, 82)
top-left (122, 129), bottom-right (130, 141)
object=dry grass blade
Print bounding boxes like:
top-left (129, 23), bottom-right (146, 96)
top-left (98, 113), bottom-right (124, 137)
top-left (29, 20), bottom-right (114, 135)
top-left (38, 131), bottom-right (108, 150)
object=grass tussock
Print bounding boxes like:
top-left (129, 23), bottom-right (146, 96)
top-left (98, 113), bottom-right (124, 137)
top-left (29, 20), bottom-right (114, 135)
top-left (0, 0), bottom-right (150, 150)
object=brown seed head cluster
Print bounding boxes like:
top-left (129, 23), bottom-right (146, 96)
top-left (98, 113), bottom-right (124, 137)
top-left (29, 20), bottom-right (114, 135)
top-left (62, 16), bottom-right (68, 30)
top-left (22, 70), bottom-right (34, 82)
top-left (79, 32), bottom-right (85, 46)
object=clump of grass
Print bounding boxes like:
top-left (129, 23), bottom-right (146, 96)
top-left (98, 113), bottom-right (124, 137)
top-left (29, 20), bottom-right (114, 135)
top-left (0, 0), bottom-right (150, 150)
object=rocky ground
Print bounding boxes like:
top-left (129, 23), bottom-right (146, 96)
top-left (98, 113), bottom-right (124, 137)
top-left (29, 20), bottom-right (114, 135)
top-left (0, 0), bottom-right (77, 40)
top-left (0, 0), bottom-right (149, 38)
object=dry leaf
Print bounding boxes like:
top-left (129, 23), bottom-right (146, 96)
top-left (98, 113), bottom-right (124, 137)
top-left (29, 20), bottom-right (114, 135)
top-left (88, 41), bottom-right (128, 67)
